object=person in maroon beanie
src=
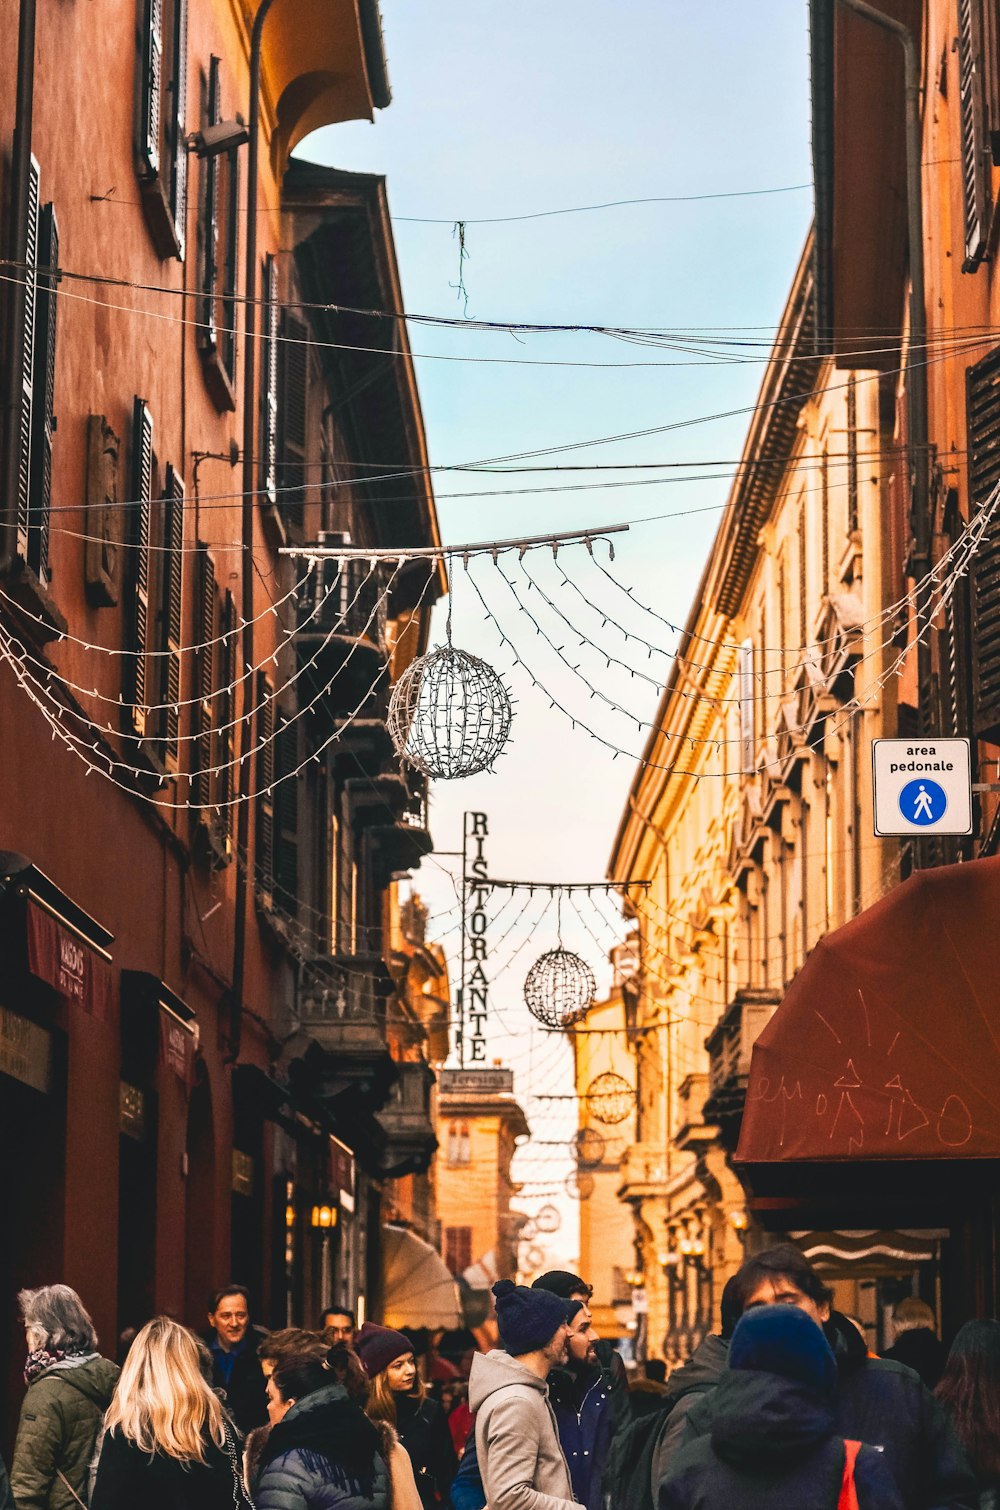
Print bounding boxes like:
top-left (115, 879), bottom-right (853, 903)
top-left (357, 1324), bottom-right (457, 1509)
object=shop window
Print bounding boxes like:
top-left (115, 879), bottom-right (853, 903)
top-left (135, 0), bottom-right (188, 260)
top-left (198, 56), bottom-right (239, 408)
top-left (444, 1225), bottom-right (472, 1277)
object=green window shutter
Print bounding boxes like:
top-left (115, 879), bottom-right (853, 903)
top-left (137, 0), bottom-right (163, 179)
top-left (16, 156), bottom-right (41, 566)
top-left (169, 0), bottom-right (188, 255)
top-left (256, 672), bottom-right (275, 899)
top-left (194, 544), bottom-right (216, 809)
top-left (28, 197), bottom-right (57, 583)
top-left (163, 463), bottom-right (185, 767)
top-left (274, 715), bottom-right (299, 914)
top-left (127, 398), bottom-right (154, 738)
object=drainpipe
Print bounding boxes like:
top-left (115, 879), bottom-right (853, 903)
top-left (228, 0), bottom-right (278, 1063)
top-left (2, 0), bottom-right (38, 568)
top-left (835, 0), bottom-right (932, 785)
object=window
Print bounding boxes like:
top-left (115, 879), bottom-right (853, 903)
top-left (260, 254), bottom-right (279, 507)
top-left (135, 0), bottom-right (188, 259)
top-left (192, 543), bottom-right (234, 863)
top-left (958, 0), bottom-right (991, 271)
top-left (446, 1122), bottom-right (471, 1166)
top-left (846, 374), bottom-right (859, 533)
top-left (15, 158), bottom-right (58, 585)
top-left (820, 448), bottom-right (830, 593)
top-left (123, 402), bottom-right (184, 771)
top-left (443, 1225), bottom-right (473, 1277)
top-left (278, 313), bottom-right (310, 529)
top-left (255, 678), bottom-right (298, 914)
top-left (198, 56), bottom-right (239, 407)
top-left (797, 510), bottom-right (807, 646)
top-left (967, 345), bottom-right (1000, 738)
top-left (737, 638), bottom-right (754, 776)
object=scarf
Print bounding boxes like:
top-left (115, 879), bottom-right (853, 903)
top-left (259, 1391), bottom-right (383, 1498)
top-left (24, 1344), bottom-right (96, 1387)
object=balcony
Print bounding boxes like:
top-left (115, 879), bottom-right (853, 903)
top-left (376, 1060), bottom-right (438, 1177)
top-left (704, 987), bottom-right (781, 1145)
top-left (370, 777), bottom-right (432, 883)
top-left (618, 1143), bottom-right (670, 1201)
top-left (295, 954), bottom-right (396, 1111)
top-left (294, 541), bottom-right (388, 730)
top-left (675, 1072), bottom-right (716, 1154)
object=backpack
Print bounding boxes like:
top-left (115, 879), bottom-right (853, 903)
top-left (600, 1401), bottom-right (671, 1510)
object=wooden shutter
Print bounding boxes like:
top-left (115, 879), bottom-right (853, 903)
top-left (846, 373), bottom-right (859, 533)
top-left (170, 0), bottom-right (188, 255)
top-left (967, 344), bottom-right (1000, 738)
top-left (820, 448), bottom-right (829, 591)
top-left (200, 58), bottom-right (221, 353)
top-left (958, 0), bottom-right (990, 270)
top-left (256, 673), bottom-right (275, 899)
top-left (194, 544), bottom-right (216, 808)
top-left (260, 254), bottom-right (279, 505)
top-left (984, 0), bottom-right (1000, 161)
top-left (163, 464), bottom-right (184, 767)
top-left (797, 511), bottom-right (807, 645)
top-left (220, 146), bottom-right (239, 382)
top-left (127, 398), bottom-right (154, 738)
top-left (274, 714), bottom-right (299, 913)
top-left (278, 313), bottom-right (309, 528)
top-left (137, 0), bottom-right (163, 179)
top-left (218, 589), bottom-right (236, 839)
top-left (16, 156), bottom-right (40, 565)
top-left (28, 199), bottom-right (57, 582)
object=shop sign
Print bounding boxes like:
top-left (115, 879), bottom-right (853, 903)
top-left (330, 1133), bottom-right (355, 1213)
top-left (464, 812), bottom-right (489, 1064)
top-left (158, 1007), bottom-right (195, 1086)
top-left (26, 900), bottom-right (112, 1018)
top-left (0, 1007), bottom-right (52, 1094)
top-left (439, 1067), bottom-right (513, 1095)
top-left (872, 738), bottom-right (973, 836)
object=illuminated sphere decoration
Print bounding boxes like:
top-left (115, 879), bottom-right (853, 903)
top-left (573, 1126), bottom-right (606, 1167)
top-left (387, 644), bottom-right (513, 780)
top-left (565, 1170), bottom-right (596, 1201)
top-left (524, 948), bottom-right (596, 1028)
top-left (585, 1071), bottom-right (635, 1126)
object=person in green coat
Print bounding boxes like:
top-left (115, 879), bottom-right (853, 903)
top-left (11, 1284), bottom-right (120, 1510)
top-left (0, 1452), bottom-right (16, 1510)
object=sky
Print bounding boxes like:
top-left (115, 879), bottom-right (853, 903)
top-left (302, 3), bottom-right (813, 1270)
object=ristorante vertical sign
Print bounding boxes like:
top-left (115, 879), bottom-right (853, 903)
top-left (462, 812), bottom-right (490, 1065)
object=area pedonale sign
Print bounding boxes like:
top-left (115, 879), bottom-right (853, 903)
top-left (872, 737), bottom-right (973, 837)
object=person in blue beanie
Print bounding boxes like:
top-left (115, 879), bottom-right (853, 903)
top-left (658, 1304), bottom-right (903, 1510)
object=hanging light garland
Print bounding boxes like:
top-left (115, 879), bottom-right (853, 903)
top-left (585, 1071), bottom-right (635, 1126)
top-left (388, 560), bottom-right (513, 779)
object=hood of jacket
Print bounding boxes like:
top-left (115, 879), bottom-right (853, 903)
top-left (35, 1354), bottom-right (119, 1409)
top-left (468, 1349), bottom-right (547, 1413)
top-left (707, 1369), bottom-right (836, 1469)
top-left (825, 1310), bottom-right (869, 1374)
top-left (665, 1333), bottom-right (729, 1405)
top-left (259, 1382), bottom-right (381, 1476)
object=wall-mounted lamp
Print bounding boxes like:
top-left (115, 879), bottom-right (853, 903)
top-left (310, 1205), bottom-right (338, 1229)
top-left (729, 1209), bottom-right (749, 1232)
top-left (187, 120), bottom-right (249, 159)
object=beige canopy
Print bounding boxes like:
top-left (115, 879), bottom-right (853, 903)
top-left (382, 1224), bottom-right (462, 1330)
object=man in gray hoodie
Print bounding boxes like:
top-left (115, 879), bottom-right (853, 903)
top-left (470, 1281), bottom-right (584, 1510)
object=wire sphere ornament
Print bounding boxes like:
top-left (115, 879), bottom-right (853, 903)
top-left (534, 1204), bottom-right (562, 1235)
top-left (573, 1126), bottom-right (606, 1167)
top-left (524, 948), bottom-right (596, 1028)
top-left (585, 1071), bottom-right (635, 1126)
top-left (387, 643), bottom-right (513, 779)
top-left (565, 1170), bottom-right (596, 1201)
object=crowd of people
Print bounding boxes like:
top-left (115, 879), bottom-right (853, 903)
top-left (1, 1247), bottom-right (999, 1510)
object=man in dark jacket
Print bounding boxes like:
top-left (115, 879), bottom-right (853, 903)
top-left (207, 1284), bottom-right (269, 1436)
top-left (647, 1276), bottom-right (741, 1498)
top-left (659, 1303), bottom-right (903, 1510)
top-left (882, 1298), bottom-right (947, 1390)
top-left (667, 1245), bottom-right (977, 1510)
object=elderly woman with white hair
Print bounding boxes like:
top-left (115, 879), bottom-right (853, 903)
top-left (11, 1284), bottom-right (119, 1510)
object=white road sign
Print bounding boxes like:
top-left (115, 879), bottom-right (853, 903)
top-left (872, 738), bottom-right (973, 836)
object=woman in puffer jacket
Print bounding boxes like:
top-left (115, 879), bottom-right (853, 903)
top-left (249, 1351), bottom-right (421, 1510)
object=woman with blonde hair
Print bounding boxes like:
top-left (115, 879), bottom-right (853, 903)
top-left (355, 1326), bottom-right (456, 1510)
top-left (91, 1317), bottom-right (250, 1510)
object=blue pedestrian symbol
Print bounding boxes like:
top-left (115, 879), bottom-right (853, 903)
top-left (899, 777), bottom-right (947, 826)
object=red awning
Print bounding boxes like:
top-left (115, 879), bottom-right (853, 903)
top-left (26, 897), bottom-right (113, 1020)
top-left (736, 855), bottom-right (1000, 1165)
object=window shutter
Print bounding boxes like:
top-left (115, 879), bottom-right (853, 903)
top-left (194, 544), bottom-right (216, 809)
top-left (967, 344), bottom-right (1000, 738)
top-left (274, 714), bottom-right (299, 913)
top-left (820, 448), bottom-right (829, 591)
top-left (220, 147), bottom-right (239, 383)
top-left (27, 198), bottom-right (57, 582)
top-left (218, 589), bottom-right (236, 839)
top-left (163, 464), bottom-right (184, 767)
top-left (278, 313), bottom-right (309, 528)
top-left (984, 0), bottom-right (1000, 162)
top-left (797, 511), bottom-right (807, 646)
top-left (137, 0), bottom-right (163, 179)
top-left (846, 372), bottom-right (859, 533)
top-left (945, 567), bottom-right (974, 739)
top-left (127, 398), bottom-right (154, 738)
top-left (200, 57), bottom-right (221, 353)
top-left (16, 156), bottom-right (41, 565)
top-left (260, 254), bottom-right (279, 506)
top-left (958, 0), bottom-right (990, 270)
top-left (256, 672), bottom-right (275, 899)
top-left (169, 0), bottom-right (188, 255)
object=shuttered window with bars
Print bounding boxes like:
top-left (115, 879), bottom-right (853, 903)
top-left (967, 345), bottom-right (1000, 739)
top-left (958, 0), bottom-right (991, 271)
top-left (255, 672), bottom-right (275, 908)
top-left (16, 159), bottom-right (60, 586)
top-left (135, 0), bottom-right (188, 260)
top-left (192, 544), bottom-right (233, 864)
top-left (278, 313), bottom-right (310, 530)
top-left (260, 255), bottom-right (279, 508)
top-left (197, 56), bottom-right (239, 407)
top-left (846, 373), bottom-right (859, 533)
top-left (124, 399), bottom-right (154, 741)
top-left (274, 715), bottom-right (299, 914)
top-left (161, 466), bottom-right (184, 769)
